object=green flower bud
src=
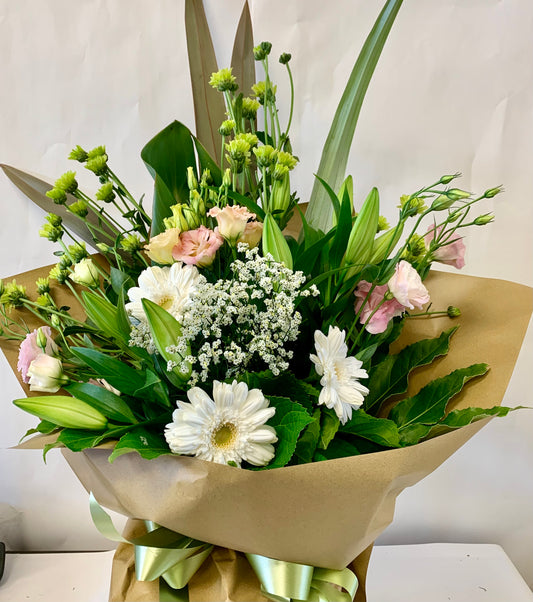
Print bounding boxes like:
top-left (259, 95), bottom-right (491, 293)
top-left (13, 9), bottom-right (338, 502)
top-left (39, 223), bottom-right (63, 242)
top-left (279, 53), bottom-right (292, 65)
top-left (209, 68), bottom-right (238, 92)
top-left (59, 254), bottom-right (72, 270)
top-left (446, 188), bottom-right (471, 200)
top-left (222, 168), bottom-right (232, 188)
top-left (431, 195), bottom-right (455, 211)
top-left (218, 119), bottom-right (236, 136)
top-left (54, 171), bottom-right (78, 194)
top-left (36, 278), bottom-right (50, 294)
top-left (270, 172), bottom-right (291, 212)
top-left (163, 203), bottom-right (201, 232)
top-left (253, 42), bottom-right (272, 61)
top-left (190, 190), bottom-right (206, 218)
top-left (96, 242), bottom-right (111, 254)
top-left (13, 395), bottom-right (107, 430)
top-left (49, 264), bottom-right (70, 285)
top-left (398, 194), bottom-right (426, 217)
top-left (235, 132), bottom-right (259, 149)
top-left (95, 182), bottom-right (115, 203)
top-left (225, 138), bottom-right (251, 174)
top-left (46, 213), bottom-right (62, 227)
top-left (36, 293), bottom-right (54, 308)
top-left (242, 98), bottom-right (260, 120)
top-left (0, 281), bottom-right (27, 308)
top-left (120, 234), bottom-right (143, 253)
top-left (377, 215), bottom-right (390, 233)
top-left (275, 150), bottom-right (298, 170)
top-left (447, 305), bottom-right (461, 318)
top-left (85, 155), bottom-right (108, 176)
top-left (67, 200), bottom-right (89, 218)
top-left (45, 187), bottom-right (67, 205)
top-left (36, 327), bottom-right (49, 352)
top-left (272, 163), bottom-right (289, 181)
top-left (251, 81), bottom-right (277, 105)
top-left (439, 173), bottom-right (460, 185)
top-left (483, 186), bottom-right (503, 198)
top-left (69, 257), bottom-right (100, 288)
top-left (401, 233), bottom-right (427, 263)
top-left (253, 145), bottom-right (277, 168)
top-left (68, 145), bottom-right (88, 162)
top-left (87, 145), bottom-right (107, 160)
top-left (200, 169), bottom-right (212, 189)
top-left (187, 166), bottom-right (198, 191)
top-left (474, 213), bottom-right (494, 225)
top-left (68, 242), bottom-right (88, 263)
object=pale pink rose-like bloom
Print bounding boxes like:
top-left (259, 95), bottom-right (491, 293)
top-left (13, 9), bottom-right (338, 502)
top-left (145, 228), bottom-right (181, 265)
top-left (208, 205), bottom-right (256, 242)
top-left (237, 220), bottom-right (263, 249)
top-left (17, 326), bottom-right (58, 384)
top-left (387, 260), bottom-right (430, 310)
top-left (172, 226), bottom-right (223, 268)
top-left (354, 281), bottom-right (405, 334)
top-left (425, 225), bottom-right (466, 269)
top-left (27, 354), bottom-right (68, 393)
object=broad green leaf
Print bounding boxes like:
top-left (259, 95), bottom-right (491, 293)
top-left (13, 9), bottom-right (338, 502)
top-left (341, 409), bottom-right (400, 447)
top-left (108, 427), bottom-right (171, 462)
top-left (141, 121), bottom-right (196, 236)
top-left (21, 420), bottom-right (58, 441)
top-left (82, 290), bottom-right (130, 343)
top-left (305, 0), bottom-right (403, 232)
top-left (295, 228), bottom-right (336, 274)
top-left (57, 428), bottom-right (109, 452)
top-left (224, 188), bottom-right (265, 220)
top-left (314, 175), bottom-right (341, 222)
top-left (330, 182), bottom-right (355, 270)
top-left (294, 409), bottom-right (321, 464)
top-left (65, 382), bottom-right (137, 424)
top-left (390, 364), bottom-right (489, 436)
top-left (110, 267), bottom-right (134, 295)
top-left (13, 395), bottom-right (108, 430)
top-left (193, 137), bottom-right (222, 186)
top-left (314, 438), bottom-right (361, 461)
top-left (242, 370), bottom-right (317, 412)
top-left (231, 1), bottom-right (255, 97)
top-left (262, 396), bottom-right (314, 469)
top-left (318, 408), bottom-right (340, 450)
top-left (185, 0), bottom-right (227, 165)
top-left (421, 405), bottom-right (519, 441)
top-left (262, 213), bottom-right (293, 269)
top-left (364, 327), bottom-right (458, 414)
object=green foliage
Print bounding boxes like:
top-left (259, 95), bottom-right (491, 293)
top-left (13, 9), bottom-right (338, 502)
top-left (109, 428), bottom-right (171, 462)
top-left (65, 382), bottom-right (137, 424)
top-left (341, 409), bottom-right (401, 448)
top-left (82, 290), bottom-right (130, 344)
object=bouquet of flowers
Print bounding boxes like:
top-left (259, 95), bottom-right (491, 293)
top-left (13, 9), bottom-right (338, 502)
top-left (1, 1), bottom-right (531, 600)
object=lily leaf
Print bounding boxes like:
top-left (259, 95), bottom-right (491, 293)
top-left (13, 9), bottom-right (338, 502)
top-left (185, 0), bottom-right (227, 165)
top-left (305, 0), bottom-right (403, 232)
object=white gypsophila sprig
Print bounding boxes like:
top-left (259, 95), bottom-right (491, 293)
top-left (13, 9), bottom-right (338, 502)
top-left (166, 246), bottom-right (318, 385)
top-left (310, 325), bottom-right (369, 424)
top-left (164, 380), bottom-right (277, 466)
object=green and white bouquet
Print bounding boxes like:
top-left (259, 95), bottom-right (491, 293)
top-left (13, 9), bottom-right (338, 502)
top-left (1, 2), bottom-right (530, 601)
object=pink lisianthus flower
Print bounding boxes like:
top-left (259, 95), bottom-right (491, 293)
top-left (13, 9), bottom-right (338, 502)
top-left (354, 282), bottom-right (405, 334)
top-left (237, 220), bottom-right (263, 249)
top-left (387, 260), bottom-right (430, 310)
top-left (425, 225), bottom-right (466, 269)
top-left (17, 326), bottom-right (58, 384)
top-left (208, 205), bottom-right (256, 242)
top-left (172, 226), bottom-right (223, 267)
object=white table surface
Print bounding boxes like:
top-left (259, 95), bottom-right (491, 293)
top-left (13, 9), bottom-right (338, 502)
top-left (0, 543), bottom-right (531, 602)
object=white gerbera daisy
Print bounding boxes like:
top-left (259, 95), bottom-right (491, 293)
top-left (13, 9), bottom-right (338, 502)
top-left (310, 326), bottom-right (369, 424)
top-left (164, 380), bottom-right (277, 467)
top-left (126, 262), bottom-right (203, 322)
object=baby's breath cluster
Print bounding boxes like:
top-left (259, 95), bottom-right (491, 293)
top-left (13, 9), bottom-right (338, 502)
top-left (168, 246), bottom-right (318, 384)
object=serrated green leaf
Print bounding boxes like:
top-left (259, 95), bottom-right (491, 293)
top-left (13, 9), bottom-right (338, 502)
top-left (65, 382), bottom-right (137, 424)
top-left (364, 327), bottom-right (458, 414)
top-left (294, 409), bottom-right (321, 464)
top-left (108, 427), bottom-right (171, 462)
top-left (390, 364), bottom-right (489, 441)
top-left (262, 396), bottom-right (314, 469)
top-left (341, 409), bottom-right (400, 447)
top-left (318, 408), bottom-right (340, 450)
top-left (305, 0), bottom-right (403, 232)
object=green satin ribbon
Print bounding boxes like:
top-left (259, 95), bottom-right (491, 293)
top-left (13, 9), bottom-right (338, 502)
top-left (89, 493), bottom-right (358, 602)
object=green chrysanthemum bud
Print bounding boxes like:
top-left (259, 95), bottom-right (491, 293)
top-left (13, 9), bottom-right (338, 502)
top-left (483, 186), bottom-right (503, 199)
top-left (68, 242), bottom-right (88, 263)
top-left (377, 215), bottom-right (390, 232)
top-left (45, 187), bottom-right (67, 205)
top-left (49, 265), bottom-right (69, 285)
top-left (36, 277), bottom-right (50, 294)
top-left (39, 223), bottom-right (63, 242)
top-left (253, 41), bottom-right (272, 61)
top-left (209, 68), bottom-right (238, 92)
top-left (96, 242), bottom-right (111, 254)
top-left (402, 233), bottom-right (427, 263)
top-left (251, 81), bottom-right (277, 105)
top-left (447, 305), bottom-right (461, 318)
top-left (85, 155), bottom-right (108, 176)
top-left (67, 200), bottom-right (89, 218)
top-left (120, 234), bottom-right (143, 253)
top-left (474, 213), bottom-right (495, 225)
top-left (0, 281), bottom-right (27, 309)
top-left (187, 166), bottom-right (198, 191)
top-left (218, 119), bottom-right (236, 136)
top-left (446, 188), bottom-right (471, 200)
top-left (36, 293), bottom-right (54, 308)
top-left (225, 138), bottom-right (251, 174)
top-left (431, 195), bottom-right (455, 211)
top-left (253, 145), bottom-right (277, 168)
top-left (439, 173), bottom-right (460, 185)
top-left (69, 145), bottom-right (88, 162)
top-left (276, 151), bottom-right (298, 170)
top-left (398, 194), bottom-right (427, 217)
top-left (272, 163), bottom-right (289, 181)
top-left (95, 182), bottom-right (115, 203)
top-left (235, 132), bottom-right (259, 149)
top-left (279, 53), bottom-right (292, 65)
top-left (87, 145), bottom-right (107, 160)
top-left (54, 171), bottom-right (78, 194)
top-left (46, 213), bottom-right (62, 228)
top-left (242, 97), bottom-right (260, 120)
top-left (58, 254), bottom-right (72, 270)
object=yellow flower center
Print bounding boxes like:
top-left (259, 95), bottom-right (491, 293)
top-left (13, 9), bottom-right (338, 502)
top-left (157, 295), bottom-right (173, 310)
top-left (212, 422), bottom-right (237, 448)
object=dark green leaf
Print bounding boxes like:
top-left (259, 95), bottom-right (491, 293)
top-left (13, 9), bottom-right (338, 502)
top-left (56, 428), bottom-right (108, 452)
top-left (318, 408), bottom-right (340, 450)
top-left (108, 427), bottom-right (171, 462)
top-left (294, 409), bottom-right (321, 464)
top-left (110, 267), bottom-right (134, 295)
top-left (314, 175), bottom-right (341, 221)
top-left (224, 188), bottom-right (265, 220)
top-left (82, 290), bottom-right (130, 343)
top-left (341, 409), bottom-right (400, 447)
top-left (193, 137), bottom-right (222, 186)
top-left (314, 438), bottom-right (361, 461)
top-left (242, 371), bottom-right (317, 412)
top-left (364, 327), bottom-right (458, 414)
top-left (65, 382), bottom-right (137, 424)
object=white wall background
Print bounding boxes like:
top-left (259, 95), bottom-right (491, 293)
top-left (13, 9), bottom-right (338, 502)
top-left (0, 0), bottom-right (532, 587)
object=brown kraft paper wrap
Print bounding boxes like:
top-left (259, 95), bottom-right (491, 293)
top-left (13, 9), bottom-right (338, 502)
top-left (3, 264), bottom-right (532, 601)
